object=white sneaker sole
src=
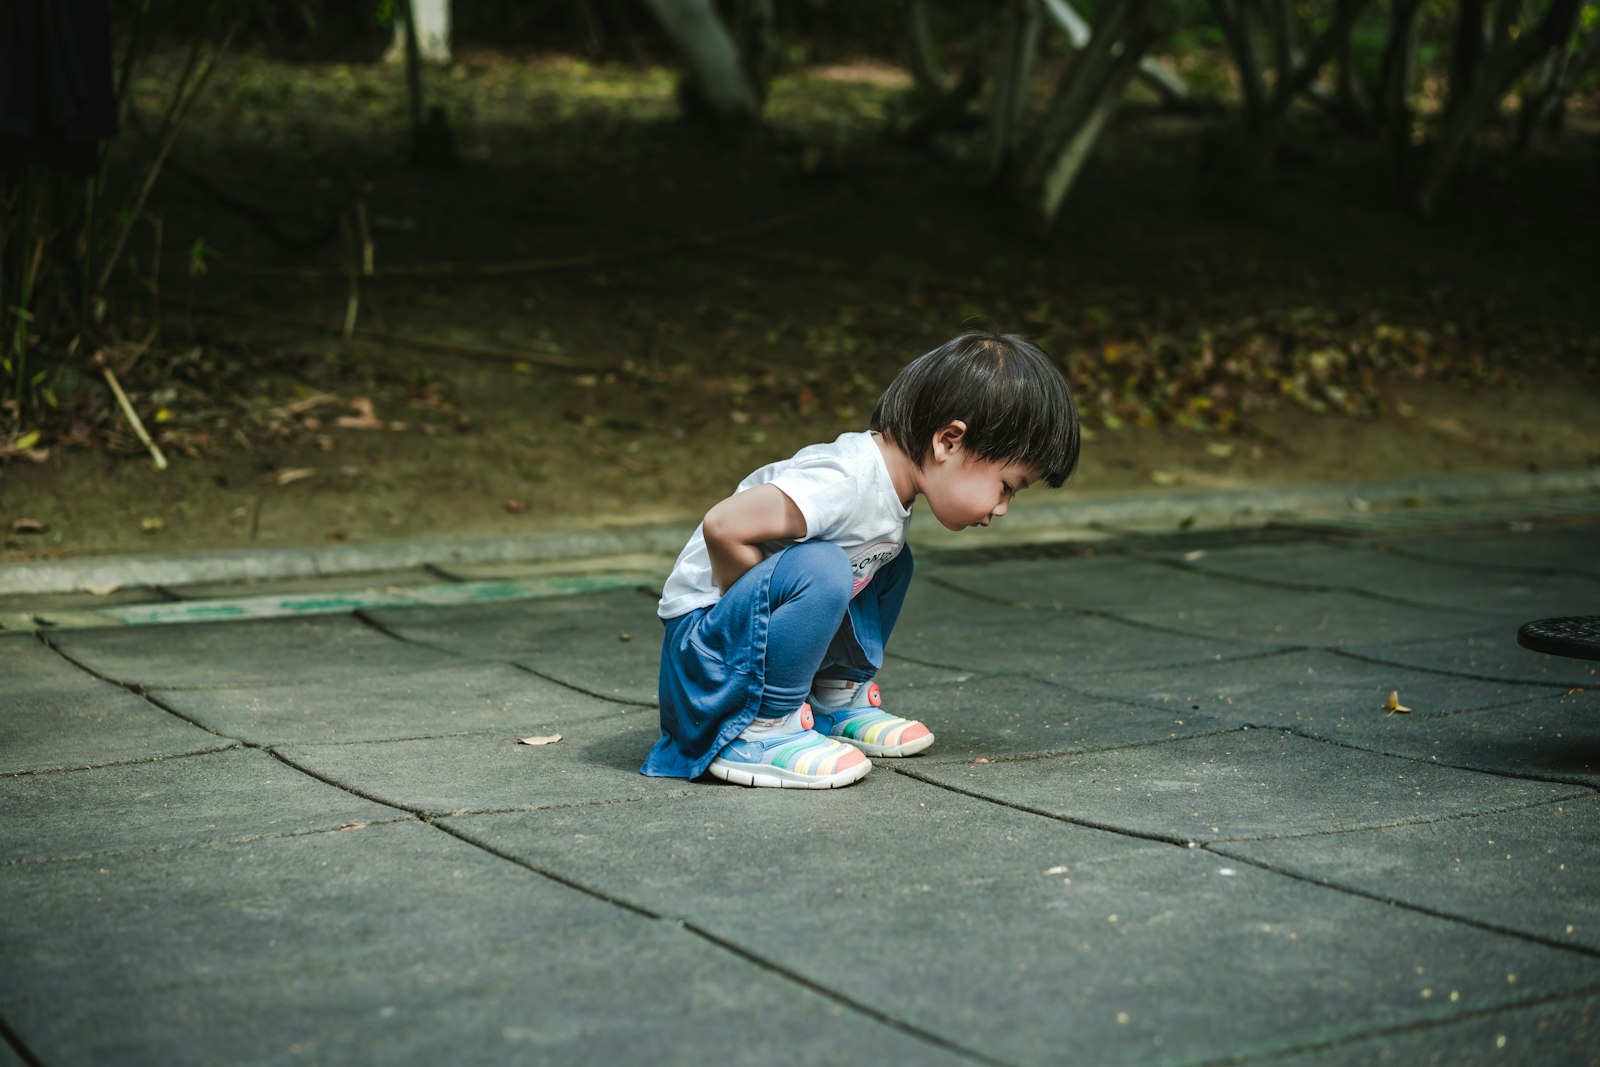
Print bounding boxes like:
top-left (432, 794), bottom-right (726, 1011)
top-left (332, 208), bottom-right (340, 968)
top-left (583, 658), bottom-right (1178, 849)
top-left (706, 756), bottom-right (872, 789)
top-left (834, 730), bottom-right (936, 758)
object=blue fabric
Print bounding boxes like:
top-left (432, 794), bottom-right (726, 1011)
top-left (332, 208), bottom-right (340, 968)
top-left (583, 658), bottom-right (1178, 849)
top-left (641, 541), bottom-right (914, 779)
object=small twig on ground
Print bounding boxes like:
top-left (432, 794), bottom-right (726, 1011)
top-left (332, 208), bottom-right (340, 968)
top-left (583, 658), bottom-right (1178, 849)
top-left (213, 196), bottom-right (842, 280)
top-left (268, 392), bottom-right (341, 418)
top-left (173, 297), bottom-right (599, 371)
top-left (95, 351), bottom-right (167, 471)
top-left (589, 441), bottom-right (655, 474)
top-left (340, 213), bottom-right (360, 339)
top-left (355, 193), bottom-right (375, 276)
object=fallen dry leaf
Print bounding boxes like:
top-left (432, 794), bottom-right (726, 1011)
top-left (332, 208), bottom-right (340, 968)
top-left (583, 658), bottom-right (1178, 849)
top-left (971, 757), bottom-right (991, 764)
top-left (335, 415), bottom-right (385, 430)
top-left (1385, 689), bottom-right (1413, 714)
top-left (518, 734), bottom-right (562, 746)
top-left (274, 467), bottom-right (317, 486)
top-left (10, 518), bottom-right (46, 533)
top-left (618, 632), bottom-right (632, 642)
top-left (85, 584), bottom-right (122, 596)
top-left (1567, 687), bottom-right (1586, 697)
top-left (140, 516), bottom-right (165, 533)
top-left (504, 498), bottom-right (529, 514)
top-left (338, 821), bottom-right (366, 831)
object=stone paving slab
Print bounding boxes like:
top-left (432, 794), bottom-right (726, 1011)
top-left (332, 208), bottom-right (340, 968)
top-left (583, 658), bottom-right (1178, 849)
top-left (1055, 647), bottom-right (1563, 744)
top-left (1375, 523), bottom-right (1600, 579)
top-left (1307, 690), bottom-right (1600, 788)
top-left (1272, 992), bottom-right (1600, 1067)
top-left (891, 672), bottom-right (1236, 763)
top-left (926, 553), bottom-right (1216, 613)
top-left (0, 821), bottom-right (968, 1067)
top-left (152, 661), bottom-right (632, 746)
top-left (926, 555), bottom-right (1505, 648)
top-left (1116, 588), bottom-right (1496, 648)
top-left (1346, 631), bottom-right (1600, 689)
top-left (891, 602), bottom-right (1279, 676)
top-left (48, 614), bottom-right (465, 689)
top-left (2, 639), bottom-right (233, 774)
top-left (0, 748), bottom-right (401, 863)
top-left (1158, 538), bottom-right (1600, 616)
top-left (445, 773), bottom-right (1599, 1067)
top-left (275, 713), bottom-right (680, 816)
top-left (1222, 794), bottom-right (1600, 954)
top-left (904, 729), bottom-right (1585, 844)
top-left (365, 588), bottom-right (661, 705)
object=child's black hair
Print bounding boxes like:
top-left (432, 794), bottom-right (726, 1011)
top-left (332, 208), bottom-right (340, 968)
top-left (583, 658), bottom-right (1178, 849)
top-left (871, 330), bottom-right (1080, 487)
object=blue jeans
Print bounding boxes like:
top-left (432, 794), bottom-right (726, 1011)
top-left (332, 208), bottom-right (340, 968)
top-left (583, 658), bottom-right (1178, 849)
top-left (641, 541), bottom-right (913, 778)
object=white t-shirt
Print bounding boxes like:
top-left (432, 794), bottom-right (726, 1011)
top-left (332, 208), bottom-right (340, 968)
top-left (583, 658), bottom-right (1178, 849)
top-left (657, 431), bottom-right (912, 619)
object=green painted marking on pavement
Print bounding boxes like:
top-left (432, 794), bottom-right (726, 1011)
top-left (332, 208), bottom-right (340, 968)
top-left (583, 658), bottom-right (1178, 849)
top-left (95, 573), bottom-right (652, 627)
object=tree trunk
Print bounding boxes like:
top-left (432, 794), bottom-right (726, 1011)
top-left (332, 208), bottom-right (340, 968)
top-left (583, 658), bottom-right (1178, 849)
top-left (1018, 0), bottom-right (1149, 228)
top-left (1513, 3), bottom-right (1590, 151)
top-left (388, 0), bottom-right (450, 64)
top-left (1445, 0), bottom-right (1490, 126)
top-left (735, 0), bottom-right (775, 106)
top-left (1039, 0), bottom-right (1189, 106)
top-left (903, 6), bottom-right (988, 146)
top-left (907, 0), bottom-right (947, 95)
top-left (1210, 0), bottom-right (1267, 127)
top-left (1379, 0), bottom-right (1423, 196)
top-left (988, 0), bottom-right (1042, 181)
top-left (1224, 0), bottom-right (1370, 173)
top-left (1416, 0), bottom-right (1585, 215)
top-left (637, 0), bottom-right (761, 123)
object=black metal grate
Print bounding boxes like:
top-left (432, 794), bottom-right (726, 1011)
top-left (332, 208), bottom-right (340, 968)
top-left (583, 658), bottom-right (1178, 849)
top-left (1518, 616), bottom-right (1600, 661)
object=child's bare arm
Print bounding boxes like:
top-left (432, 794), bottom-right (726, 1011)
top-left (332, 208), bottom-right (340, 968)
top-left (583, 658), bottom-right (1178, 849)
top-left (702, 484), bottom-right (808, 594)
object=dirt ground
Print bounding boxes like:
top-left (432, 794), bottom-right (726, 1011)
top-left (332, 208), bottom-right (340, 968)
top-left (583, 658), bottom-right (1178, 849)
top-left (3, 51), bottom-right (1598, 562)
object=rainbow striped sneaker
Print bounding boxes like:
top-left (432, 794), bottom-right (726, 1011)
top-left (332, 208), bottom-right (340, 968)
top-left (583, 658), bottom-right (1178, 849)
top-left (707, 704), bottom-right (872, 789)
top-left (809, 680), bottom-right (934, 758)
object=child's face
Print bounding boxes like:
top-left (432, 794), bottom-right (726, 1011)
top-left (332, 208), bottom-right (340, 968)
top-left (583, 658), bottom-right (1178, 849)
top-left (922, 446), bottom-right (1040, 532)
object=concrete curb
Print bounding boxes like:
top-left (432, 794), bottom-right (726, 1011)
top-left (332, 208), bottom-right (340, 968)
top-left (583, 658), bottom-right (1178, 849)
top-left (4, 467), bottom-right (1597, 595)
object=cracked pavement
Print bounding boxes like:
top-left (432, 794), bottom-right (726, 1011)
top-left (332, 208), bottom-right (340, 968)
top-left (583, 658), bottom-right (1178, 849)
top-left (3, 518), bottom-right (1600, 1066)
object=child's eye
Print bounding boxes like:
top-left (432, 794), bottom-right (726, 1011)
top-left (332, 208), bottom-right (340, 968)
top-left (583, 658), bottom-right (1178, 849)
top-left (1003, 483), bottom-right (1015, 496)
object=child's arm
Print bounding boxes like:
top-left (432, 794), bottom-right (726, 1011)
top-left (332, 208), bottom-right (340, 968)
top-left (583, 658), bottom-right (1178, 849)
top-left (702, 484), bottom-right (808, 594)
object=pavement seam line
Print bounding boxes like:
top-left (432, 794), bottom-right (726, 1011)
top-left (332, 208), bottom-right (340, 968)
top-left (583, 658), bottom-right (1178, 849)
top-left (0, 1012), bottom-right (44, 1067)
top-left (507, 662), bottom-right (658, 707)
top-left (265, 748), bottom-right (435, 818)
top-left (351, 609), bottom-right (659, 708)
top-left (1179, 981), bottom-right (1600, 1067)
top-left (1207, 847), bottom-right (1600, 962)
top-left (403, 792), bottom-right (697, 819)
top-left (1330, 645), bottom-right (1595, 690)
top-left (38, 633), bottom-right (246, 742)
top-left (1151, 554), bottom-right (1541, 616)
top-left (1372, 539), bottom-right (1600, 580)
top-left (1278, 720), bottom-right (1600, 793)
top-left (0, 816), bottom-right (418, 868)
top-left (893, 765), bottom-right (1198, 848)
top-left (898, 725), bottom-right (1597, 846)
top-left (429, 818), bottom-right (1020, 1067)
top-left (883, 640), bottom-right (1306, 678)
top-left (914, 724), bottom-right (1254, 767)
top-left (0, 743), bottom-right (241, 780)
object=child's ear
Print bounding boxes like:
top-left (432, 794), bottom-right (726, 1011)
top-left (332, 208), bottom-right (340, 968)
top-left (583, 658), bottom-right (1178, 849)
top-left (931, 420), bottom-right (967, 463)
